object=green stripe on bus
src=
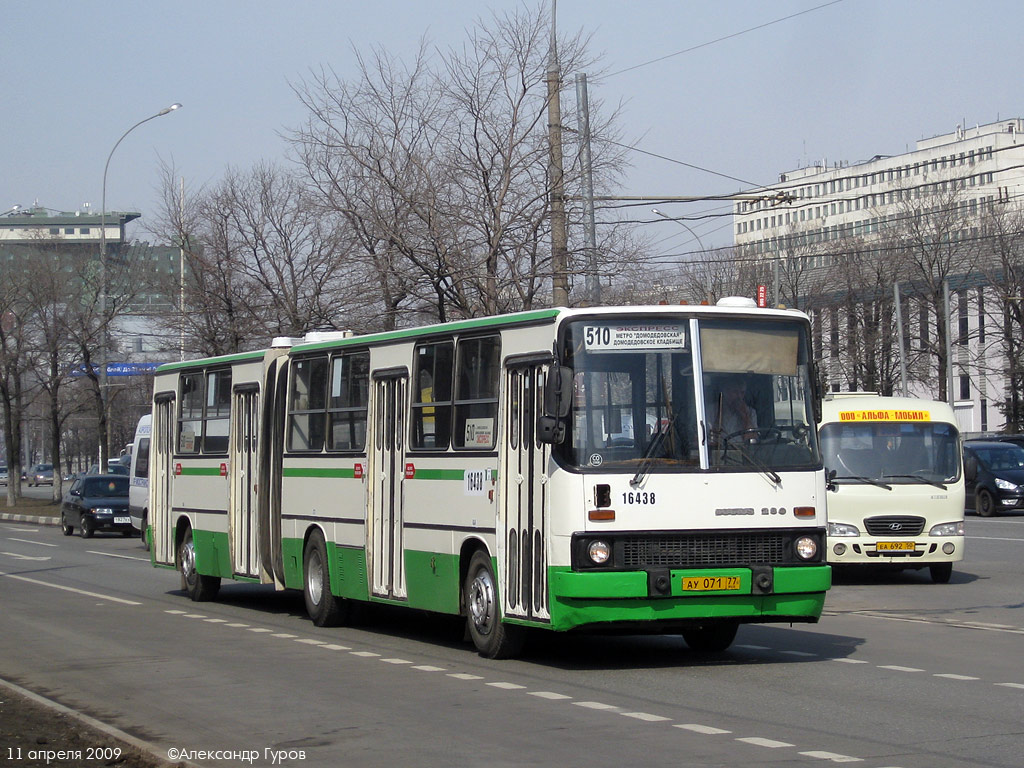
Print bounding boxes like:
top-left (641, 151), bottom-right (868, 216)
top-left (283, 467), bottom-right (358, 479)
top-left (179, 467), bottom-right (223, 476)
top-left (410, 468), bottom-right (466, 481)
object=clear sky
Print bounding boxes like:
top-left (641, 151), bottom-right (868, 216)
top-left (3, 0), bottom-right (1022, 256)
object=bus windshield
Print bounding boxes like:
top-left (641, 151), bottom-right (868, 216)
top-left (820, 420), bottom-right (961, 485)
top-left (558, 316), bottom-right (819, 472)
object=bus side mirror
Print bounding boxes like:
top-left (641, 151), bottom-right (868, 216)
top-left (538, 366), bottom-right (572, 445)
top-left (964, 455), bottom-right (977, 482)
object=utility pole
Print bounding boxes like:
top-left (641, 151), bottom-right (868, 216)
top-left (575, 72), bottom-right (599, 306)
top-left (894, 282), bottom-right (908, 396)
top-left (547, 0), bottom-right (569, 306)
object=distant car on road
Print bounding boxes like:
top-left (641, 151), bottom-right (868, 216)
top-left (27, 463), bottom-right (54, 486)
top-left (60, 474), bottom-right (133, 538)
top-left (0, 466), bottom-right (7, 486)
top-left (963, 441), bottom-right (1024, 516)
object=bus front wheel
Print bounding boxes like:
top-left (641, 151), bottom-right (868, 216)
top-left (304, 530), bottom-right (348, 627)
top-left (179, 527), bottom-right (220, 601)
top-left (930, 563), bottom-right (953, 584)
top-left (464, 550), bottom-right (523, 659)
top-left (682, 621), bottom-right (738, 653)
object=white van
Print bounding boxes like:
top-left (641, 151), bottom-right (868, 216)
top-left (128, 414), bottom-right (152, 548)
top-left (819, 393), bottom-right (965, 583)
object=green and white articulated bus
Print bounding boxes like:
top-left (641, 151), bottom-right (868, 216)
top-left (819, 393), bottom-right (965, 583)
top-left (147, 300), bottom-right (831, 658)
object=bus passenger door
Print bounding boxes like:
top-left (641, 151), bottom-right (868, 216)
top-left (230, 385), bottom-right (260, 578)
top-left (369, 373), bottom-right (408, 600)
top-left (499, 364), bottom-right (550, 623)
top-left (151, 396), bottom-right (176, 566)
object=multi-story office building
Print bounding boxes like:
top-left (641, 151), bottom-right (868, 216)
top-left (731, 119), bottom-right (1024, 434)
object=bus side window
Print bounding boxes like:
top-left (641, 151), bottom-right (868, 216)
top-left (288, 356), bottom-right (328, 451)
top-left (412, 342), bottom-right (454, 450)
top-left (453, 335), bottom-right (500, 450)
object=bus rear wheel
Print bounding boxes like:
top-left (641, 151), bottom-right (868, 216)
top-left (682, 621), bottom-right (739, 653)
top-left (179, 527), bottom-right (220, 601)
top-left (304, 530), bottom-right (348, 627)
top-left (464, 550), bottom-right (523, 659)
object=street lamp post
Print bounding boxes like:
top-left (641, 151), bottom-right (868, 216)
top-left (652, 208), bottom-right (712, 303)
top-left (98, 103), bottom-right (181, 465)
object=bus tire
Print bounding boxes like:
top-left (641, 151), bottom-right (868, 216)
top-left (976, 489), bottom-right (995, 517)
top-left (929, 563), bottom-right (953, 584)
top-left (179, 527), bottom-right (220, 601)
top-left (682, 621), bottom-right (738, 653)
top-left (464, 550), bottom-right (523, 659)
top-left (140, 512), bottom-right (150, 551)
top-left (304, 530), bottom-right (348, 627)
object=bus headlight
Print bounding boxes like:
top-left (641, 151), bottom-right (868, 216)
top-left (587, 539), bottom-right (612, 565)
top-left (929, 521), bottom-right (965, 537)
top-left (794, 536), bottom-right (818, 560)
top-left (828, 521), bottom-right (859, 537)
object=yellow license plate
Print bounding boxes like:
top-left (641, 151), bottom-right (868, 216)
top-left (681, 576), bottom-right (742, 591)
top-left (876, 541), bottom-right (916, 551)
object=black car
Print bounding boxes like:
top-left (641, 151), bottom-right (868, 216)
top-left (966, 433), bottom-right (1024, 450)
top-left (60, 474), bottom-right (133, 538)
top-left (963, 441), bottom-right (1024, 517)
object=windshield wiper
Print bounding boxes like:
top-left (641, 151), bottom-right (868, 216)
top-left (722, 434), bottom-right (782, 485)
top-left (883, 474), bottom-right (948, 490)
top-left (630, 428), bottom-right (668, 487)
top-left (832, 474), bottom-right (893, 490)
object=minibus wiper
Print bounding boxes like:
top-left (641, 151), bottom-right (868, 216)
top-left (883, 474), bottom-right (948, 490)
top-left (833, 474), bottom-right (893, 490)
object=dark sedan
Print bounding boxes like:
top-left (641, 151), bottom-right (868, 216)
top-left (964, 441), bottom-right (1024, 516)
top-left (60, 475), bottom-right (133, 538)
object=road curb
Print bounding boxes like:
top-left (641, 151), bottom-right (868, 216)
top-left (0, 677), bottom-right (193, 767)
top-left (0, 513), bottom-right (59, 526)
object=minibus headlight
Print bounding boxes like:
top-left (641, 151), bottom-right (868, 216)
top-left (828, 521), bottom-right (859, 537)
top-left (929, 521), bottom-right (965, 537)
top-left (795, 536), bottom-right (818, 560)
top-left (587, 539), bottom-right (611, 565)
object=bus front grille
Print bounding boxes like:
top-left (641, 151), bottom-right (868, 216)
top-left (620, 532), bottom-right (790, 568)
top-left (863, 516), bottom-right (925, 536)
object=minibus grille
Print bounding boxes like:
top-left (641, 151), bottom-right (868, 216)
top-left (864, 516), bottom-right (925, 536)
top-left (620, 533), bottom-right (790, 568)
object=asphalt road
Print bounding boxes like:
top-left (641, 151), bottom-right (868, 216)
top-left (1, 513), bottom-right (1022, 768)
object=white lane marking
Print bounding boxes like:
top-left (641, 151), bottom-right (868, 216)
top-left (621, 711), bottom-right (669, 722)
top-left (487, 682), bottom-right (525, 690)
top-left (413, 665), bottom-right (445, 672)
top-left (0, 552), bottom-right (49, 561)
top-left (165, 610), bottom-right (188, 614)
top-left (225, 622), bottom-right (249, 628)
top-left (737, 737), bottom-right (794, 748)
top-left (573, 701), bottom-right (619, 711)
top-left (934, 673), bottom-right (979, 681)
top-left (271, 633), bottom-right (298, 639)
top-left (247, 627), bottom-right (273, 633)
top-left (320, 644), bottom-right (350, 651)
top-left (832, 658), bottom-right (869, 664)
top-left (351, 651), bottom-right (380, 658)
top-left (295, 638), bottom-right (326, 646)
top-left (799, 750), bottom-right (864, 762)
top-left (203, 618), bottom-right (227, 624)
top-left (878, 665), bottom-right (923, 673)
top-left (8, 538), bottom-right (57, 547)
top-left (995, 682), bottom-right (1024, 689)
top-left (961, 621), bottom-right (1015, 629)
top-left (87, 550), bottom-right (150, 562)
top-left (0, 569), bottom-right (141, 605)
top-left (380, 658), bottom-right (412, 665)
top-left (182, 613), bottom-right (206, 619)
top-left (675, 724), bottom-right (731, 734)
top-left (529, 691), bottom-right (571, 700)
top-left (448, 673), bottom-right (482, 680)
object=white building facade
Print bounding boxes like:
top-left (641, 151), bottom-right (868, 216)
top-left (732, 119), bottom-right (1024, 435)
